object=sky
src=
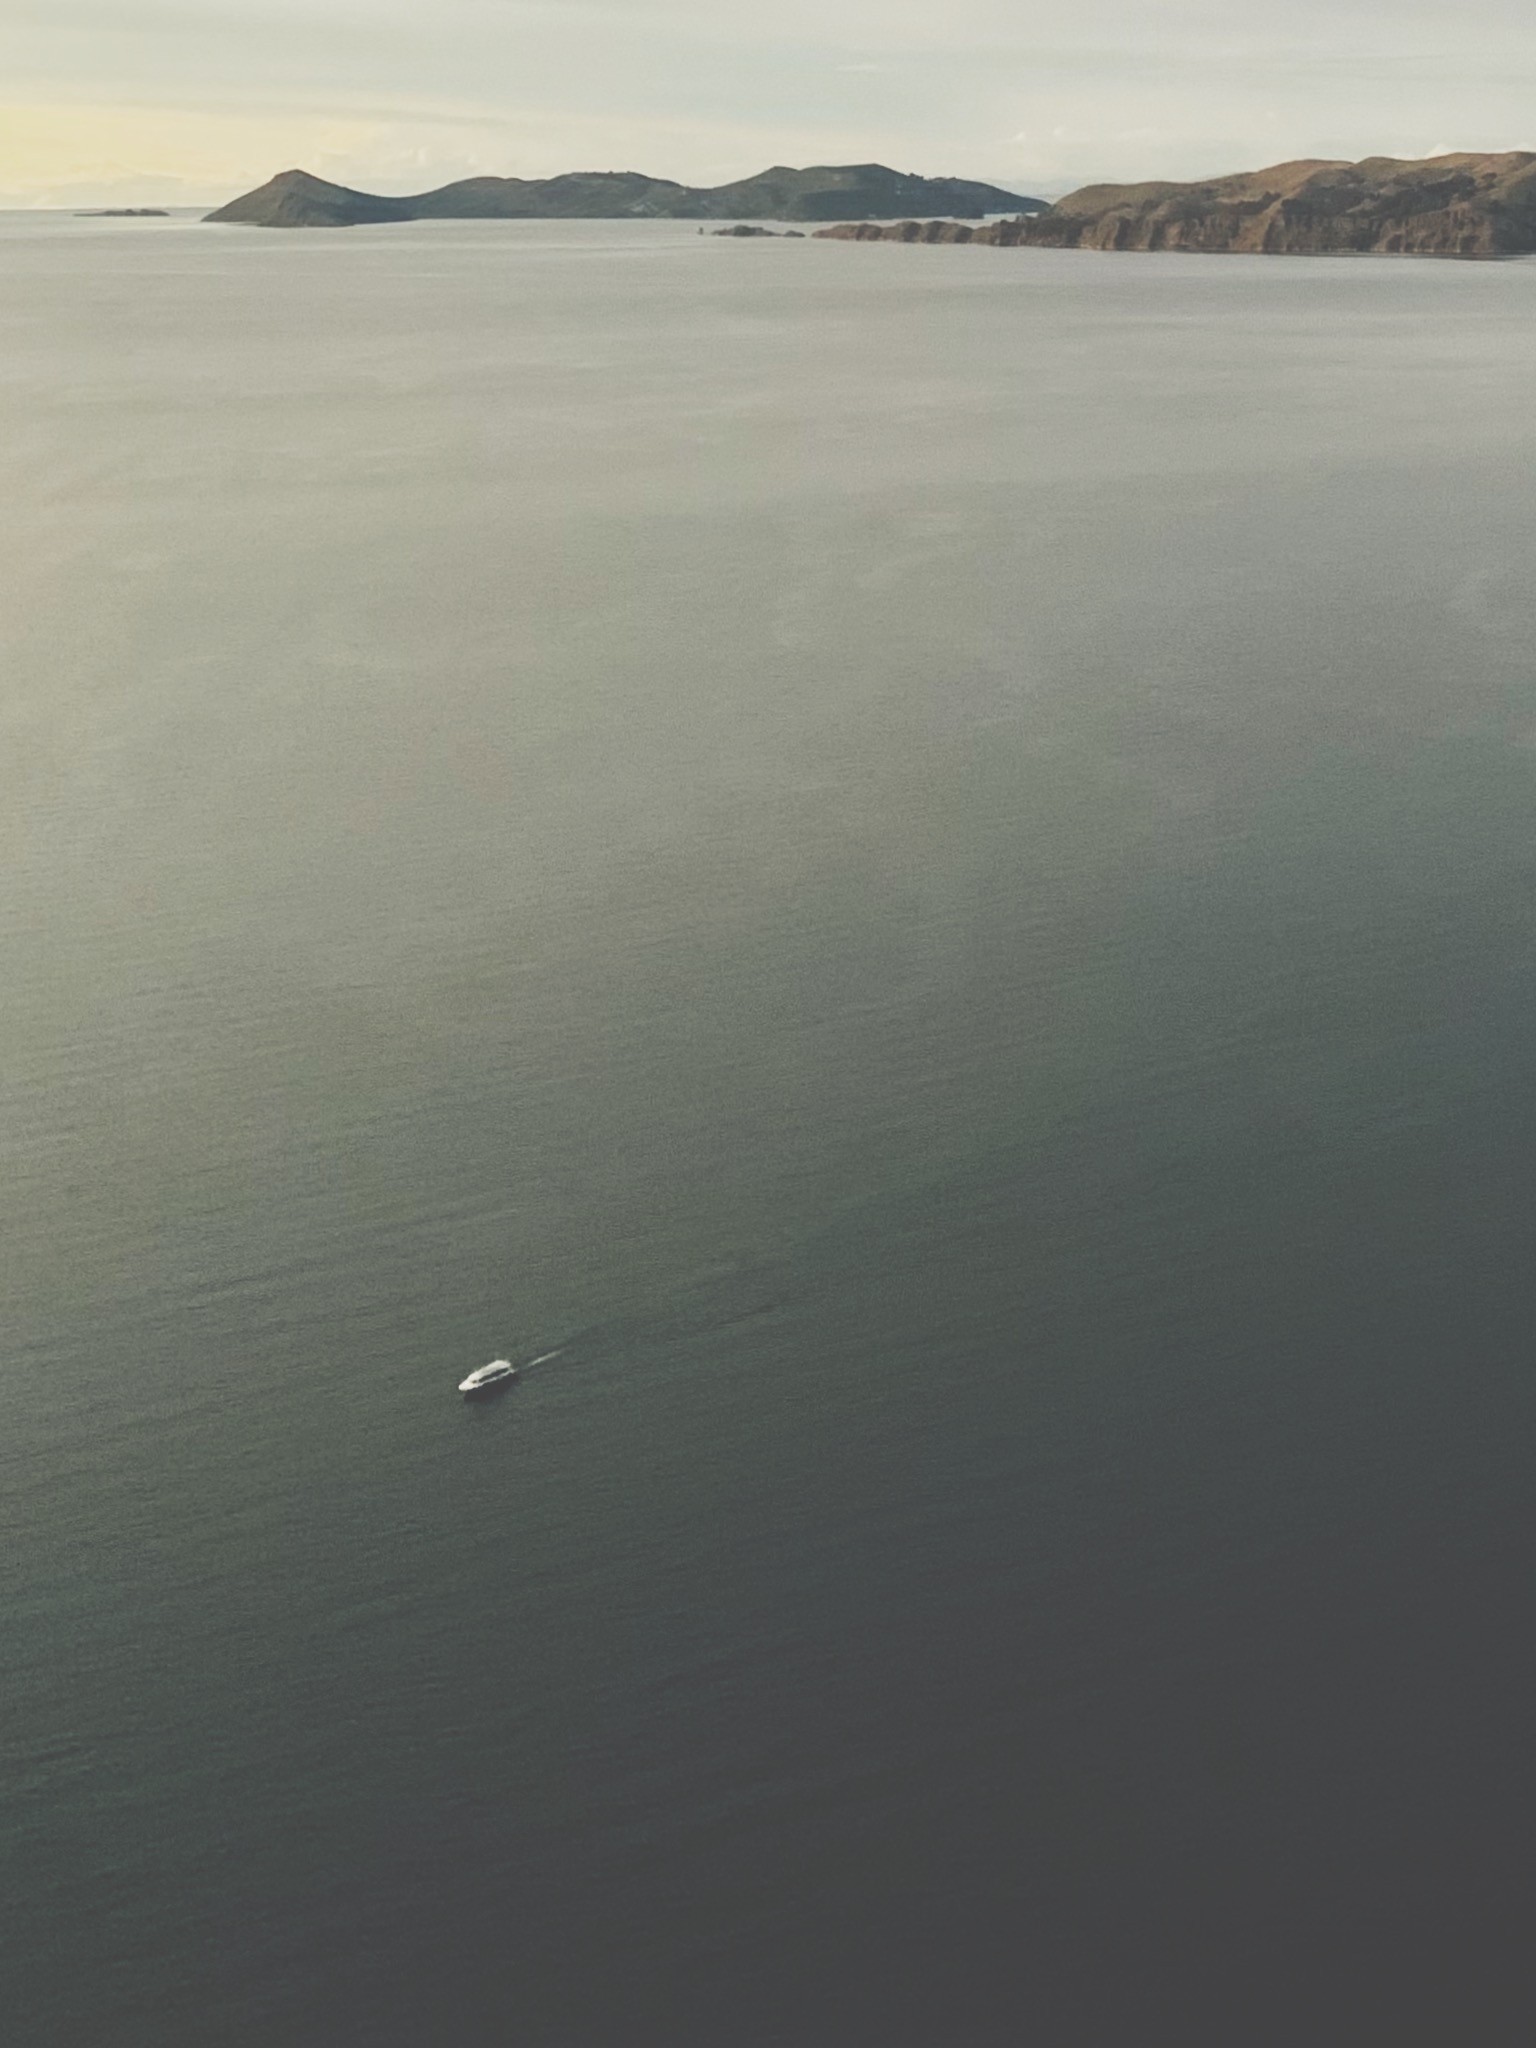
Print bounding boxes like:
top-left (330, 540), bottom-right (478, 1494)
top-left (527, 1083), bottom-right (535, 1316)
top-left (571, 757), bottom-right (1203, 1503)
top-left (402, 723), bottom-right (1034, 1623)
top-left (4, 0), bottom-right (1536, 208)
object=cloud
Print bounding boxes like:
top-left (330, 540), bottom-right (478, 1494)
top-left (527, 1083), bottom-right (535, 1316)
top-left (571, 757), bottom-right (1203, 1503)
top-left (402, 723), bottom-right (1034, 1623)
top-left (6, 0), bottom-right (1536, 203)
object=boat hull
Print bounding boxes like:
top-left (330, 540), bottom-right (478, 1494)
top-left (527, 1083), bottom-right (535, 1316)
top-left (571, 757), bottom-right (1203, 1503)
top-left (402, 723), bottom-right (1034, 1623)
top-left (459, 1366), bottom-right (520, 1399)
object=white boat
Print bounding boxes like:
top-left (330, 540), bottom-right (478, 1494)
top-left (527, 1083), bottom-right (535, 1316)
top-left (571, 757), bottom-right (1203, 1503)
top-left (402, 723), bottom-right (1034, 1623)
top-left (458, 1358), bottom-right (520, 1399)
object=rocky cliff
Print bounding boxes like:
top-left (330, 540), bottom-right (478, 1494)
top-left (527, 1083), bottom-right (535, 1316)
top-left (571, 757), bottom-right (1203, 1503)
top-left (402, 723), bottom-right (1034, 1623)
top-left (206, 164), bottom-right (1040, 228)
top-left (815, 153), bottom-right (1536, 258)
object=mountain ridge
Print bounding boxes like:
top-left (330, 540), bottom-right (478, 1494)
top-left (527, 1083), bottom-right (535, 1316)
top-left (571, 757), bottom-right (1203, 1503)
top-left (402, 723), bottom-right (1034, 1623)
top-left (814, 152), bottom-right (1536, 257)
top-left (205, 164), bottom-right (1042, 228)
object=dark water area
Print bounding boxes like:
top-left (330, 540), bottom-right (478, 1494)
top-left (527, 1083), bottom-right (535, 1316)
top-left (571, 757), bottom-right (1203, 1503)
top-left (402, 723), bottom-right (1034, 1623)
top-left (4, 215), bottom-right (1536, 2043)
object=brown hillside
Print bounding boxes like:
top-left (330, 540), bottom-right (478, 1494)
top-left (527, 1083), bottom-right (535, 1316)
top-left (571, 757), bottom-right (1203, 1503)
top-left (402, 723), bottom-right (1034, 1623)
top-left (816, 153), bottom-right (1536, 257)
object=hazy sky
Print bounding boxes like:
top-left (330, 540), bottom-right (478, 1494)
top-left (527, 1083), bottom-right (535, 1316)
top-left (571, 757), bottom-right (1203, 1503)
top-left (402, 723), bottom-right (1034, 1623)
top-left (5, 0), bottom-right (1536, 207)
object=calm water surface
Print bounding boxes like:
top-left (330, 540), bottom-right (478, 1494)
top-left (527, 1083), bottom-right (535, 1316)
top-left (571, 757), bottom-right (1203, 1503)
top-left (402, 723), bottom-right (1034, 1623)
top-left (4, 214), bottom-right (1536, 2043)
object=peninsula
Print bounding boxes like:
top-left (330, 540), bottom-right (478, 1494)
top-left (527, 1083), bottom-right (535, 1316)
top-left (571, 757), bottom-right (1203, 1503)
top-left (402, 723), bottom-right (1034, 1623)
top-left (815, 152), bottom-right (1536, 258)
top-left (206, 164), bottom-right (1041, 229)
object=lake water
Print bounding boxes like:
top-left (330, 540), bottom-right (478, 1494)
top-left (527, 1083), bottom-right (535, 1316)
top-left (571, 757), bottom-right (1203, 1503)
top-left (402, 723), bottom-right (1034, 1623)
top-left (4, 213), bottom-right (1536, 2045)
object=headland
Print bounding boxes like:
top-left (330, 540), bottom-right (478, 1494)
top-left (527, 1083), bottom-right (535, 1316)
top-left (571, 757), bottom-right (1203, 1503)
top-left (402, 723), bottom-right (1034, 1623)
top-left (815, 153), bottom-right (1536, 257)
top-left (206, 163), bottom-right (1042, 229)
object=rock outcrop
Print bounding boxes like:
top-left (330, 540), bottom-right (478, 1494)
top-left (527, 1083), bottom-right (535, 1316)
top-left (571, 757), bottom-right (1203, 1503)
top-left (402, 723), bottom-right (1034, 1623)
top-left (206, 164), bottom-right (1041, 229)
top-left (815, 153), bottom-right (1536, 258)
top-left (825, 219), bottom-right (980, 244)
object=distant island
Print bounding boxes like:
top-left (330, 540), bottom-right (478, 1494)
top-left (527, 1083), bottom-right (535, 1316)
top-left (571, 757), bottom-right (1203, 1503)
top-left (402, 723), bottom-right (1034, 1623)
top-left (75, 208), bottom-right (169, 218)
top-left (205, 164), bottom-right (1042, 229)
top-left (816, 153), bottom-right (1536, 258)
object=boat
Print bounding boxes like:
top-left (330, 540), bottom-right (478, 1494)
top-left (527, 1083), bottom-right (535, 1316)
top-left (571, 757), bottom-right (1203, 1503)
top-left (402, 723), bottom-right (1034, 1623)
top-left (458, 1359), bottom-right (520, 1399)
